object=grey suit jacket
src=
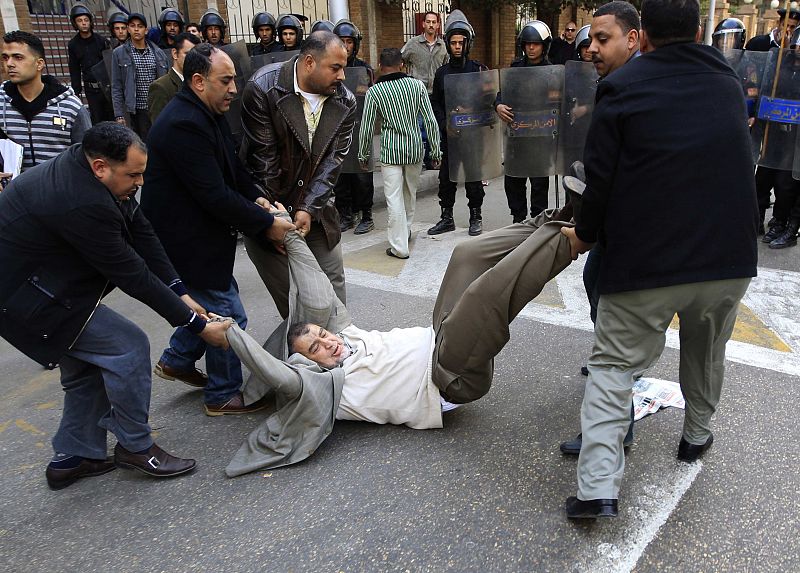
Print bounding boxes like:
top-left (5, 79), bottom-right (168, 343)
top-left (225, 222), bottom-right (351, 477)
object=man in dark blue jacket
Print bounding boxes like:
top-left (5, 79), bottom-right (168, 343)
top-left (142, 43), bottom-right (294, 417)
top-left (0, 123), bottom-right (231, 489)
top-left (561, 0), bottom-right (758, 519)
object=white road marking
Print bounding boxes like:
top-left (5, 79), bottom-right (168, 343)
top-left (579, 462), bottom-right (704, 573)
top-left (343, 228), bottom-right (800, 376)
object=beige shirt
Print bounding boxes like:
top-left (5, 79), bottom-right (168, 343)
top-left (336, 324), bottom-right (443, 430)
top-left (293, 61), bottom-right (329, 146)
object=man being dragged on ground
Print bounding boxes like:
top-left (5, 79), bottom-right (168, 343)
top-left (222, 185), bottom-right (583, 477)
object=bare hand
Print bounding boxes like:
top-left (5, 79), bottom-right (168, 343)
top-left (198, 319), bottom-right (231, 350)
top-left (359, 160), bottom-right (369, 170)
top-left (430, 159), bottom-right (441, 170)
top-left (496, 104), bottom-right (514, 123)
top-left (115, 117), bottom-right (126, 126)
top-left (180, 294), bottom-right (206, 317)
top-left (265, 215), bottom-right (296, 246)
top-left (294, 210), bottom-right (312, 236)
top-left (255, 196), bottom-right (270, 210)
top-left (560, 227), bottom-right (593, 260)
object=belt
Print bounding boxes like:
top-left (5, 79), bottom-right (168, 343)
top-left (86, 82), bottom-right (102, 89)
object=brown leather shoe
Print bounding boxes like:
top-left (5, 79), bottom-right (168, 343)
top-left (204, 392), bottom-right (268, 417)
top-left (154, 360), bottom-right (208, 388)
top-left (114, 443), bottom-right (196, 477)
top-left (45, 457), bottom-right (116, 490)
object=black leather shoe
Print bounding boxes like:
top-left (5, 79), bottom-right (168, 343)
top-left (114, 443), bottom-right (196, 477)
top-left (565, 496), bottom-right (618, 519)
top-left (560, 432), bottom-right (633, 456)
top-left (677, 434), bottom-right (713, 462)
top-left (46, 457), bottom-right (116, 490)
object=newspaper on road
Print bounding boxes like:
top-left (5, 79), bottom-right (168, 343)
top-left (632, 377), bottom-right (685, 421)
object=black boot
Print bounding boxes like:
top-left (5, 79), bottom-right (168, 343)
top-left (769, 219), bottom-right (799, 249)
top-left (339, 207), bottom-right (354, 232)
top-left (762, 219), bottom-right (786, 243)
top-left (428, 207), bottom-right (455, 235)
top-left (354, 209), bottom-right (374, 234)
top-left (468, 207), bottom-right (482, 236)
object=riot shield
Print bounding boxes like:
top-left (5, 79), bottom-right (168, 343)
top-left (341, 66), bottom-right (374, 173)
top-left (499, 65), bottom-right (564, 178)
top-left (444, 70), bottom-right (503, 183)
top-left (752, 49), bottom-right (800, 172)
top-left (90, 49), bottom-right (113, 105)
top-left (724, 49), bottom-right (768, 119)
top-left (557, 60), bottom-right (598, 172)
top-left (220, 41), bottom-right (253, 146)
top-left (251, 49), bottom-right (300, 71)
top-left (271, 49), bottom-right (300, 64)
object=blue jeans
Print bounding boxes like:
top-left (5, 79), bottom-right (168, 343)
top-left (54, 304), bottom-right (154, 458)
top-left (159, 278), bottom-right (247, 405)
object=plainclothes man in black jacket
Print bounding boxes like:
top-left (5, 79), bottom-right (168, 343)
top-left (0, 123), bottom-right (231, 490)
top-left (495, 20), bottom-right (555, 223)
top-left (561, 0), bottom-right (758, 519)
top-left (67, 3), bottom-right (112, 124)
top-left (142, 44), bottom-right (295, 416)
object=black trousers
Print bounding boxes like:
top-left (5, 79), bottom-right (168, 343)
top-left (334, 172), bottom-right (374, 214)
top-left (129, 110), bottom-right (152, 141)
top-left (504, 175), bottom-right (549, 220)
top-left (85, 88), bottom-right (114, 125)
top-left (437, 138), bottom-right (484, 210)
top-left (772, 169), bottom-right (800, 222)
top-left (755, 165), bottom-right (778, 215)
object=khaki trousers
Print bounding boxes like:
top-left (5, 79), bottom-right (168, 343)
top-left (577, 277), bottom-right (751, 500)
top-left (382, 163), bottom-right (422, 258)
top-left (245, 222), bottom-right (346, 320)
top-left (431, 209), bottom-right (574, 403)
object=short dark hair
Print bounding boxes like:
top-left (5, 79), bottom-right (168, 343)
top-left (379, 47), bottom-right (402, 67)
top-left (187, 22), bottom-right (199, 29)
top-left (83, 122), bottom-right (146, 163)
top-left (641, 0), bottom-right (700, 47)
top-left (182, 42), bottom-right (217, 85)
top-left (300, 30), bottom-right (345, 60)
top-left (594, 1), bottom-right (641, 34)
top-left (423, 11), bottom-right (439, 22)
top-left (173, 32), bottom-right (201, 54)
top-left (3, 31), bottom-right (45, 59)
top-left (287, 322), bottom-right (312, 355)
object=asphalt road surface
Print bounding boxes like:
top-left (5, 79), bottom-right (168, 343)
top-left (1, 175), bottom-right (798, 573)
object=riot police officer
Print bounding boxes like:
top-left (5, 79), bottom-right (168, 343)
top-left (333, 19), bottom-right (376, 234)
top-left (67, 3), bottom-right (112, 124)
top-left (276, 14), bottom-right (304, 51)
top-left (199, 9), bottom-right (226, 47)
top-left (310, 20), bottom-right (335, 34)
top-left (107, 12), bottom-right (128, 48)
top-left (428, 10), bottom-right (488, 236)
top-left (157, 8), bottom-right (185, 50)
top-left (251, 12), bottom-right (280, 55)
top-left (574, 24), bottom-right (592, 62)
top-left (712, 17), bottom-right (746, 53)
top-left (495, 20), bottom-right (555, 223)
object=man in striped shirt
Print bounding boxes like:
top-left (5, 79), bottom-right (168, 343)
top-left (358, 48), bottom-right (441, 259)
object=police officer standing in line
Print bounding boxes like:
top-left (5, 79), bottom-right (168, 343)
top-left (574, 24), bottom-right (592, 61)
top-left (67, 3), bottom-right (112, 124)
top-left (107, 12), bottom-right (129, 49)
top-left (200, 9), bottom-right (227, 47)
top-left (157, 8), bottom-right (185, 50)
top-left (428, 11), bottom-right (488, 237)
top-left (333, 18), bottom-right (376, 234)
top-left (746, 8), bottom-right (800, 234)
top-left (311, 20), bottom-right (335, 33)
top-left (495, 21), bottom-right (555, 223)
top-left (275, 14), bottom-right (304, 51)
top-left (251, 12), bottom-right (281, 55)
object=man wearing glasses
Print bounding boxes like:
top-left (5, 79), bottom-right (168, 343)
top-left (550, 21), bottom-right (579, 64)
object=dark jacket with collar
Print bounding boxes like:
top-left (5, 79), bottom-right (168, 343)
top-left (141, 86), bottom-right (275, 290)
top-left (110, 39), bottom-right (170, 116)
top-left (0, 144), bottom-right (192, 368)
top-left (240, 56), bottom-right (357, 249)
top-left (576, 42), bottom-right (758, 295)
top-left (147, 67), bottom-right (182, 123)
top-left (67, 32), bottom-right (110, 94)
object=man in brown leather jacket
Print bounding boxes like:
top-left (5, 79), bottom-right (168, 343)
top-left (240, 31), bottom-right (356, 319)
